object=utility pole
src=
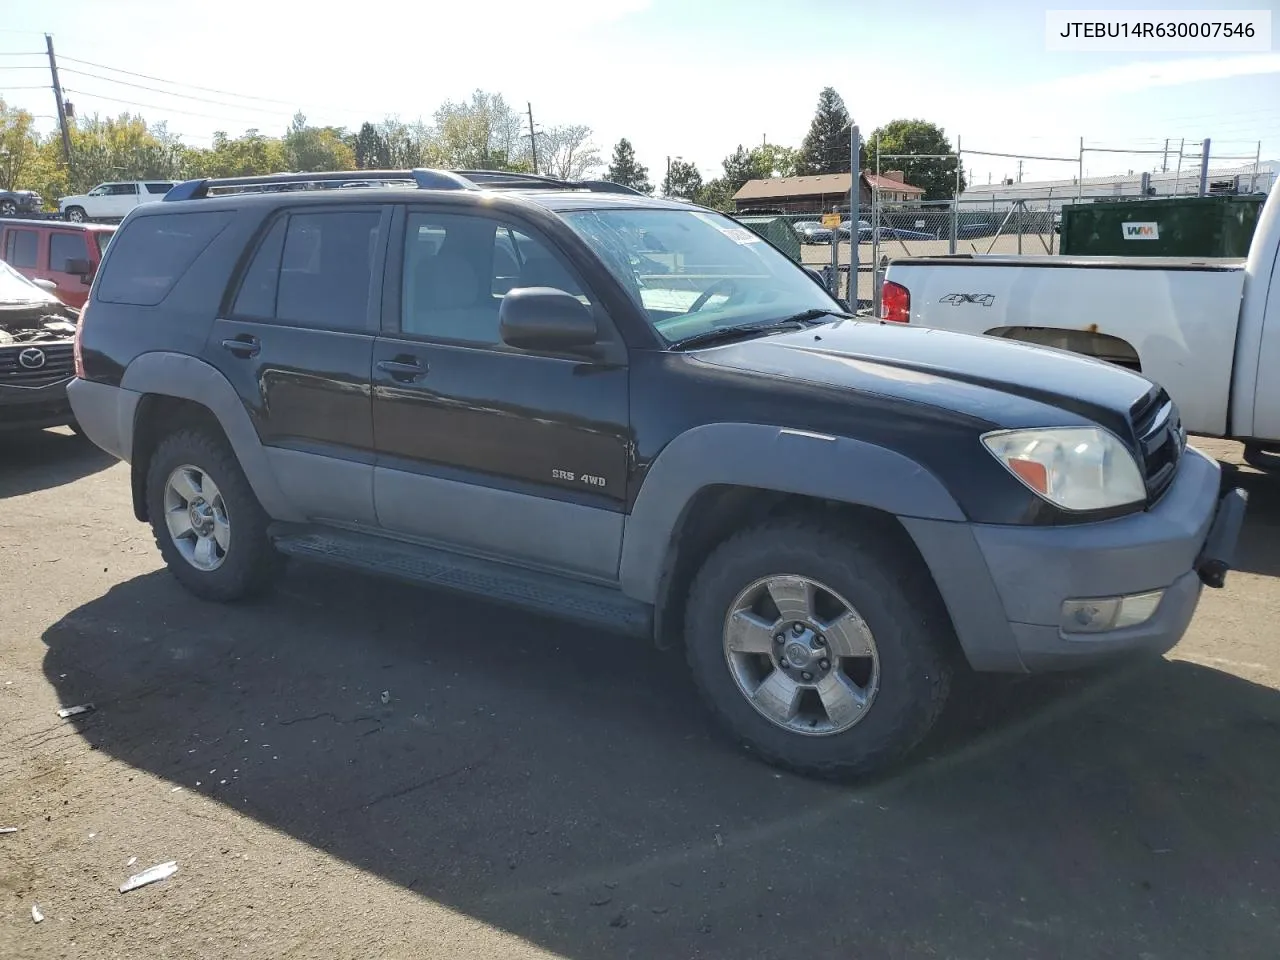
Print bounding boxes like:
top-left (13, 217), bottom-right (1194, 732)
top-left (1197, 138), bottom-right (1211, 197)
top-left (526, 102), bottom-right (539, 175)
top-left (1161, 138), bottom-right (1169, 173)
top-left (1172, 137), bottom-right (1185, 196)
top-left (1250, 140), bottom-right (1261, 193)
top-left (950, 135), bottom-right (961, 254)
top-left (46, 34), bottom-right (73, 173)
top-left (1016, 159), bottom-right (1023, 183)
top-left (848, 123), bottom-right (860, 307)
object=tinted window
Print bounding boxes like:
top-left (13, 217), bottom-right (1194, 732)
top-left (275, 210), bottom-right (380, 330)
top-left (402, 213), bottom-right (587, 345)
top-left (232, 218), bottom-right (287, 319)
top-left (49, 232), bottom-right (88, 272)
top-left (107, 183), bottom-right (138, 196)
top-left (96, 211), bottom-right (233, 306)
top-left (4, 229), bottom-right (38, 268)
top-left (144, 183), bottom-right (174, 195)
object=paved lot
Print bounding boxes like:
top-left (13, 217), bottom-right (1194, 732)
top-left (2, 430), bottom-right (1278, 959)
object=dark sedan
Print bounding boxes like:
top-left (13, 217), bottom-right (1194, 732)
top-left (793, 221), bottom-right (833, 244)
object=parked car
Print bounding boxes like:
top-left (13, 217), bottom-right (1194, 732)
top-left (879, 226), bottom-right (937, 242)
top-left (58, 181), bottom-right (177, 222)
top-left (0, 218), bottom-right (115, 308)
top-left (794, 221), bottom-right (833, 244)
top-left (69, 167), bottom-right (1244, 779)
top-left (0, 259), bottom-right (79, 433)
top-left (882, 185), bottom-right (1280, 468)
top-left (0, 188), bottom-right (44, 218)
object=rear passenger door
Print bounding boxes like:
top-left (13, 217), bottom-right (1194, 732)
top-left (47, 230), bottom-right (92, 306)
top-left (107, 183), bottom-right (141, 218)
top-left (205, 205), bottom-right (390, 526)
top-left (370, 206), bottom-right (630, 579)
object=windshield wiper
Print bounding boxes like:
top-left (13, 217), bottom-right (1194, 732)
top-left (668, 309), bottom-right (851, 351)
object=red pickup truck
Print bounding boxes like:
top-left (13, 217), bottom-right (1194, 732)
top-left (0, 219), bottom-right (115, 308)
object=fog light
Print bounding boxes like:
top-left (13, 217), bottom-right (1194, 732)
top-left (1061, 590), bottom-right (1164, 634)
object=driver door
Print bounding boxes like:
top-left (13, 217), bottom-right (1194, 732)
top-left (371, 206), bottom-right (630, 579)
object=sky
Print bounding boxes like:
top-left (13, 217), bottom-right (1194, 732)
top-left (1, 0), bottom-right (1277, 187)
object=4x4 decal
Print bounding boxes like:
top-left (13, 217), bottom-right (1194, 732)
top-left (939, 293), bottom-right (995, 306)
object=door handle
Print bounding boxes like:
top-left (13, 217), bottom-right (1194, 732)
top-left (377, 357), bottom-right (427, 382)
top-left (221, 335), bottom-right (260, 358)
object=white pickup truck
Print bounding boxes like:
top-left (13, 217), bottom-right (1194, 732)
top-left (881, 187), bottom-right (1280, 467)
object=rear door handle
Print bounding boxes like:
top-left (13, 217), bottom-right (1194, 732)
top-left (377, 357), bottom-right (428, 382)
top-left (221, 335), bottom-right (261, 358)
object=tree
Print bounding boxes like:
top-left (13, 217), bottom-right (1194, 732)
top-left (605, 138), bottom-right (651, 193)
top-left (798, 87), bottom-right (853, 175)
top-left (354, 121), bottom-right (390, 169)
top-left (539, 124), bottom-right (601, 180)
top-left (0, 101), bottom-right (40, 192)
top-left (750, 143), bottom-right (799, 179)
top-left (661, 158), bottom-right (702, 200)
top-left (433, 91), bottom-right (530, 170)
top-left (283, 112), bottom-right (355, 172)
top-left (868, 118), bottom-right (964, 200)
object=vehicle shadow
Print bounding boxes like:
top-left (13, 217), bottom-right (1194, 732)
top-left (41, 563), bottom-right (1280, 959)
top-left (1219, 460), bottom-right (1280, 578)
top-left (0, 428), bottom-right (115, 499)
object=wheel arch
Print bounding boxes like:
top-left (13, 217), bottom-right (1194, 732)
top-left (122, 352), bottom-right (300, 523)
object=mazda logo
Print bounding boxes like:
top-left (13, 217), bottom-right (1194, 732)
top-left (18, 347), bottom-right (46, 370)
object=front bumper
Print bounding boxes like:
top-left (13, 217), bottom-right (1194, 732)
top-left (0, 378), bottom-right (75, 432)
top-left (903, 447), bottom-right (1245, 673)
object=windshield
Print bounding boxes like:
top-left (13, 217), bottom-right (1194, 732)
top-left (0, 259), bottom-right (55, 304)
top-left (562, 208), bottom-right (840, 344)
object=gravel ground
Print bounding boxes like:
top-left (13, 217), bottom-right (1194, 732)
top-left (2, 430), bottom-right (1278, 959)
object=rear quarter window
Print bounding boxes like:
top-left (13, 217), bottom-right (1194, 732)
top-left (95, 211), bottom-right (233, 306)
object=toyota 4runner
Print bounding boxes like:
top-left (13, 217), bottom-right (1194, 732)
top-left (68, 169), bottom-right (1246, 778)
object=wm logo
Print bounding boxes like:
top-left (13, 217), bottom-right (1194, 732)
top-left (939, 293), bottom-right (995, 307)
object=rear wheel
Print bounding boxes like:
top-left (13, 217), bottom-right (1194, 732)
top-left (684, 518), bottom-right (953, 779)
top-left (64, 206), bottom-right (86, 223)
top-left (145, 428), bottom-right (282, 601)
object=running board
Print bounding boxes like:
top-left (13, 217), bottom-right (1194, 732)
top-left (268, 524), bottom-right (652, 638)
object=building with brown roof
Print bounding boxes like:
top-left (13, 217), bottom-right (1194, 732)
top-left (733, 171), bottom-right (925, 213)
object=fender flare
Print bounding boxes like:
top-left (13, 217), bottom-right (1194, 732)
top-left (618, 422), bottom-right (966, 602)
top-left (121, 351), bottom-right (303, 522)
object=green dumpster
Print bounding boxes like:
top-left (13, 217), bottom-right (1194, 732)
top-left (736, 216), bottom-right (802, 263)
top-left (1059, 194), bottom-right (1265, 258)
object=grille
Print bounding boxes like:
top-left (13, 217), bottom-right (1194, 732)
top-left (0, 342), bottom-right (75, 387)
top-left (1130, 388), bottom-right (1183, 503)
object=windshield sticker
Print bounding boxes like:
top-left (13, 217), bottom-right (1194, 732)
top-left (694, 212), bottom-right (761, 245)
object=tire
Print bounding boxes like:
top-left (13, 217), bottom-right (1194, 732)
top-left (65, 206), bottom-right (87, 223)
top-left (145, 427), bottom-right (283, 601)
top-left (0, 200), bottom-right (16, 216)
top-left (1243, 444), bottom-right (1279, 473)
top-left (684, 517), bottom-right (954, 779)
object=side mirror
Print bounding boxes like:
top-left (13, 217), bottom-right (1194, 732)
top-left (64, 258), bottom-right (93, 277)
top-left (499, 287), bottom-right (598, 351)
top-left (32, 277), bottom-right (58, 293)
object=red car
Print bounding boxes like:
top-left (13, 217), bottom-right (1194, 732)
top-left (0, 219), bottom-right (115, 308)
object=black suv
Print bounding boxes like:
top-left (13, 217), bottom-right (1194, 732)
top-left (69, 168), bottom-right (1245, 778)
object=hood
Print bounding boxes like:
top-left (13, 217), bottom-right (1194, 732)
top-left (690, 319), bottom-right (1155, 437)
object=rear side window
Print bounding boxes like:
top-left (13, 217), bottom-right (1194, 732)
top-left (4, 229), bottom-right (38, 268)
top-left (96, 211), bottom-right (233, 306)
top-left (232, 218), bottom-right (287, 319)
top-left (49, 232), bottom-right (88, 272)
top-left (274, 210), bottom-right (380, 330)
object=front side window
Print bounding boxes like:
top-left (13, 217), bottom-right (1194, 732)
top-left (49, 232), bottom-right (88, 272)
top-left (275, 210), bottom-right (380, 330)
top-left (4, 229), bottom-right (38, 268)
top-left (401, 212), bottom-right (588, 346)
top-left (562, 208), bottom-right (838, 344)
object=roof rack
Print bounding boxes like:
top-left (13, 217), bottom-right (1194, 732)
top-left (162, 168), bottom-right (645, 202)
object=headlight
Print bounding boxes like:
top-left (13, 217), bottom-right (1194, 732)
top-left (981, 426), bottom-right (1146, 512)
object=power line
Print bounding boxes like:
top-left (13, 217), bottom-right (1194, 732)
top-left (60, 68), bottom-right (294, 116)
top-left (0, 84), bottom-right (49, 90)
top-left (60, 88), bottom-right (284, 127)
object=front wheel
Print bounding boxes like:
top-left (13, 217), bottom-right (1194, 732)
top-left (64, 206), bottom-right (87, 223)
top-left (684, 518), bottom-right (954, 779)
top-left (145, 428), bottom-right (283, 601)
